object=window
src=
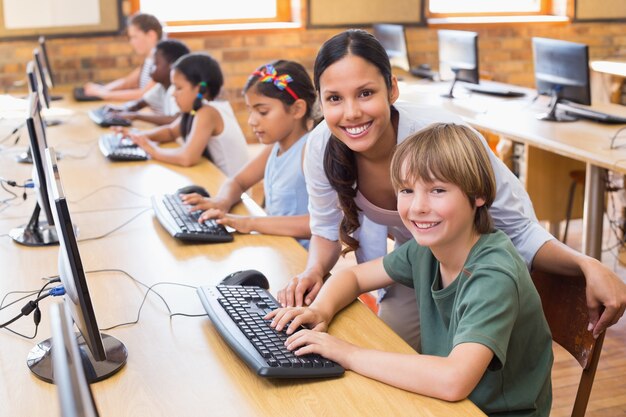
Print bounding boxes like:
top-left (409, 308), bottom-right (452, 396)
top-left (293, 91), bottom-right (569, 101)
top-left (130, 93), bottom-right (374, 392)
top-left (131, 0), bottom-right (292, 26)
top-left (428, 0), bottom-right (549, 16)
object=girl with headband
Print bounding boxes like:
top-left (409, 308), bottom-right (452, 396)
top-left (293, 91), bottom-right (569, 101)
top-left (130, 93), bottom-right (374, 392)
top-left (181, 60), bottom-right (317, 247)
top-left (128, 52), bottom-right (248, 175)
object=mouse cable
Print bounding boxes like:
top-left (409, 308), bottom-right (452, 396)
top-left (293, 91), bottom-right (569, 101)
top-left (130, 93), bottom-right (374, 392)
top-left (68, 184), bottom-right (150, 204)
top-left (56, 141), bottom-right (98, 160)
top-left (0, 121), bottom-right (25, 145)
top-left (84, 268), bottom-right (205, 331)
top-left (77, 207), bottom-right (151, 243)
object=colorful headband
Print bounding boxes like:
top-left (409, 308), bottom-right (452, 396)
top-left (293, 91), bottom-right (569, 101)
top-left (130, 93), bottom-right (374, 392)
top-left (252, 65), bottom-right (299, 101)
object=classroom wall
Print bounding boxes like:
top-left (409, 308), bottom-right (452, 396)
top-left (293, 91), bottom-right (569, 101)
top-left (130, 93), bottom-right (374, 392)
top-left (1, 13), bottom-right (626, 143)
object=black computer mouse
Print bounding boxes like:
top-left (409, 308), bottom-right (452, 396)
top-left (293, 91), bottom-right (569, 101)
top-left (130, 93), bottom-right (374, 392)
top-left (177, 184), bottom-right (210, 198)
top-left (219, 270), bottom-right (270, 289)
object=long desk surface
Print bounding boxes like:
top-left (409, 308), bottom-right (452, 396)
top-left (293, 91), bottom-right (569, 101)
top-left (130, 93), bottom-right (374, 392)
top-left (399, 79), bottom-right (626, 260)
top-left (0, 100), bottom-right (485, 417)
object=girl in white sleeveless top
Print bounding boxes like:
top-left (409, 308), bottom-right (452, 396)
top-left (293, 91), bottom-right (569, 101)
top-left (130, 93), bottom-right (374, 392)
top-left (128, 53), bottom-right (248, 175)
top-left (181, 61), bottom-right (317, 247)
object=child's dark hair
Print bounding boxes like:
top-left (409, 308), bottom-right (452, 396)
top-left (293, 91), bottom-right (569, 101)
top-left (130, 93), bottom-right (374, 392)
top-left (128, 13), bottom-right (163, 40)
top-left (244, 60), bottom-right (317, 122)
top-left (173, 53), bottom-right (224, 138)
top-left (156, 39), bottom-right (190, 64)
top-left (315, 29), bottom-right (394, 255)
top-left (391, 123), bottom-right (496, 234)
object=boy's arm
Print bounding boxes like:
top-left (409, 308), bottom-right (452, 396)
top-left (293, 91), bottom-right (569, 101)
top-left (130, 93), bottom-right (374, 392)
top-left (337, 341), bottom-right (493, 401)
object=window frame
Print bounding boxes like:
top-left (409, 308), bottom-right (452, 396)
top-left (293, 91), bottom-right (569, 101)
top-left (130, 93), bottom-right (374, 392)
top-left (426, 0), bottom-right (551, 18)
top-left (129, 0), bottom-right (293, 27)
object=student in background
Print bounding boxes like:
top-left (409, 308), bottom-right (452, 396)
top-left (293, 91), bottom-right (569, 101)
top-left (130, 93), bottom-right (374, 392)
top-left (278, 29), bottom-right (626, 350)
top-left (268, 123), bottom-right (553, 417)
top-left (83, 13), bottom-right (162, 101)
top-left (128, 52), bottom-right (248, 175)
top-left (104, 39), bottom-right (189, 125)
top-left (181, 61), bottom-right (317, 248)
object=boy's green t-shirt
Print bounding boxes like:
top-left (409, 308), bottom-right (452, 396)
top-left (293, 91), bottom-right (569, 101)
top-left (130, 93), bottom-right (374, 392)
top-left (382, 229), bottom-right (553, 417)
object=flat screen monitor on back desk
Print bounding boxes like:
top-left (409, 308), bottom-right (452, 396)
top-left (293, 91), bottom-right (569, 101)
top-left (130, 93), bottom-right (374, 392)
top-left (533, 37), bottom-right (626, 124)
top-left (438, 30), bottom-right (525, 99)
top-left (372, 23), bottom-right (437, 80)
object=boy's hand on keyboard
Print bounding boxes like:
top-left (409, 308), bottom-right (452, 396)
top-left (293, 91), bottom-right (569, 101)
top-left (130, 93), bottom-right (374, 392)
top-left (265, 306), bottom-right (330, 335)
top-left (285, 330), bottom-right (357, 369)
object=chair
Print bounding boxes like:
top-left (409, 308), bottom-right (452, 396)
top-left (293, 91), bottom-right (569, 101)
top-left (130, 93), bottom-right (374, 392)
top-left (531, 271), bottom-right (606, 417)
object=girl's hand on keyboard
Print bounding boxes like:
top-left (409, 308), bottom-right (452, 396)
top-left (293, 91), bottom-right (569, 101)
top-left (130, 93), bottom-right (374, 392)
top-left (285, 330), bottom-right (357, 368)
top-left (200, 210), bottom-right (252, 233)
top-left (181, 194), bottom-right (228, 212)
top-left (265, 306), bottom-right (330, 335)
top-left (128, 133), bottom-right (157, 157)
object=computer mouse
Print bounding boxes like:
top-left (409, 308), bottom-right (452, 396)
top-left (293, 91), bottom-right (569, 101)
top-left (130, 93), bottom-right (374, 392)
top-left (219, 269), bottom-right (270, 289)
top-left (177, 184), bottom-right (210, 198)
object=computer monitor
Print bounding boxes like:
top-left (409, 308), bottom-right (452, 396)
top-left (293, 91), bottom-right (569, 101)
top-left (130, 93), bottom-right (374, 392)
top-left (26, 147), bottom-right (127, 383)
top-left (532, 37), bottom-right (591, 122)
top-left (438, 29), bottom-right (479, 98)
top-left (33, 48), bottom-right (52, 109)
top-left (9, 92), bottom-right (59, 246)
top-left (372, 23), bottom-right (411, 72)
top-left (50, 302), bottom-right (100, 417)
top-left (38, 36), bottom-right (55, 88)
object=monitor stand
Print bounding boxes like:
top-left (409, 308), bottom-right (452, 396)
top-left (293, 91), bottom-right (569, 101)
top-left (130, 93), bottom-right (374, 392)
top-left (9, 203), bottom-right (59, 246)
top-left (27, 332), bottom-right (127, 383)
top-left (536, 92), bottom-right (578, 122)
top-left (441, 69), bottom-right (461, 99)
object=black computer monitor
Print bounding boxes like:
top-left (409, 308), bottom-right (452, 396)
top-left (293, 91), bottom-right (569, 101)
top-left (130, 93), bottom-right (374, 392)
top-left (372, 23), bottom-right (411, 72)
top-left (438, 29), bottom-right (479, 98)
top-left (50, 302), bottom-right (100, 417)
top-left (38, 36), bottom-right (55, 88)
top-left (9, 92), bottom-right (59, 246)
top-left (532, 37), bottom-right (591, 122)
top-left (26, 147), bottom-right (127, 383)
top-left (33, 48), bottom-right (52, 109)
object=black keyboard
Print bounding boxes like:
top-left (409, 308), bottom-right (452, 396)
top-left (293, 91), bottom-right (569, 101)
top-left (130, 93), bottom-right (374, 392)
top-left (88, 106), bottom-right (131, 127)
top-left (464, 83), bottom-right (526, 98)
top-left (98, 133), bottom-right (148, 161)
top-left (197, 284), bottom-right (345, 378)
top-left (558, 103), bottom-right (626, 124)
top-left (73, 87), bottom-right (102, 102)
top-left (151, 193), bottom-right (233, 243)
top-left (410, 66), bottom-right (437, 80)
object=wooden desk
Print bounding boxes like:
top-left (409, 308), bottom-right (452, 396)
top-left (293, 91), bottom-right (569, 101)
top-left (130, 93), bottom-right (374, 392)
top-left (0, 101), bottom-right (485, 416)
top-left (399, 80), bottom-right (626, 259)
top-left (590, 60), bottom-right (626, 104)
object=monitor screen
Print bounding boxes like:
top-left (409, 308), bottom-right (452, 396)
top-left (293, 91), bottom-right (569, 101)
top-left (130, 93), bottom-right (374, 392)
top-left (8, 92), bottom-right (58, 246)
top-left (33, 48), bottom-right (51, 109)
top-left (50, 302), bottom-right (100, 417)
top-left (38, 36), bottom-right (55, 88)
top-left (372, 23), bottom-right (411, 72)
top-left (26, 147), bottom-right (127, 383)
top-left (532, 37), bottom-right (590, 107)
top-left (438, 29), bottom-right (479, 85)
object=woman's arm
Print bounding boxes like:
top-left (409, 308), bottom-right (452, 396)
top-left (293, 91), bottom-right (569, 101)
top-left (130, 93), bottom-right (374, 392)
top-left (207, 213), bottom-right (311, 239)
top-left (532, 239), bottom-right (626, 337)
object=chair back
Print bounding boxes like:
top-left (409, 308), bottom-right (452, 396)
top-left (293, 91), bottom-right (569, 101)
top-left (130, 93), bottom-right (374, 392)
top-left (531, 271), bottom-right (605, 417)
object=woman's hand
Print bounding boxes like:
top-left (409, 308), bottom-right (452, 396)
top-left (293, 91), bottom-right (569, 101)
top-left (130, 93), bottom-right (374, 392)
top-left (277, 270), bottom-right (325, 308)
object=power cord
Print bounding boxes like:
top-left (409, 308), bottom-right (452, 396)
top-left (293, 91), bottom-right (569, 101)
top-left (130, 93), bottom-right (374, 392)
top-left (609, 126), bottom-right (626, 149)
top-left (0, 278), bottom-right (63, 339)
top-left (68, 184), bottom-right (149, 204)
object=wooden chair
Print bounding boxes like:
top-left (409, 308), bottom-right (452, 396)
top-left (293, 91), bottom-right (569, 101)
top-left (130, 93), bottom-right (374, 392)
top-left (531, 271), bottom-right (606, 417)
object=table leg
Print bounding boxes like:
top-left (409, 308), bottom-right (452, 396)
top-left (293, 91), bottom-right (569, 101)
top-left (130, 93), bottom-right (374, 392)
top-left (583, 164), bottom-right (606, 260)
